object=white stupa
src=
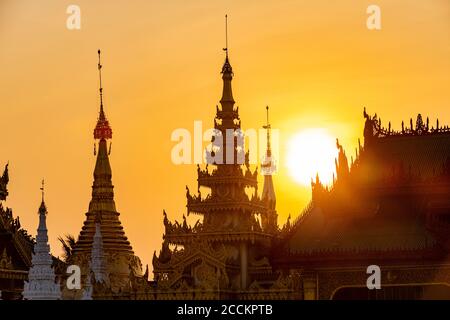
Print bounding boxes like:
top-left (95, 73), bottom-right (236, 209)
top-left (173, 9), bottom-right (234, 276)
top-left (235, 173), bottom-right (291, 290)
top-left (91, 222), bottom-right (108, 283)
top-left (82, 220), bottom-right (108, 300)
top-left (23, 182), bottom-right (61, 300)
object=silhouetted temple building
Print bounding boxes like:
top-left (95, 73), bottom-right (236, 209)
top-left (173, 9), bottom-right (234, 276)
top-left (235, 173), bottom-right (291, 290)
top-left (275, 110), bottom-right (450, 299)
top-left (0, 164), bottom-right (34, 299)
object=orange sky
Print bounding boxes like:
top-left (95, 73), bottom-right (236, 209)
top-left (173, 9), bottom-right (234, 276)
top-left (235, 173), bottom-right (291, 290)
top-left (0, 0), bottom-right (449, 271)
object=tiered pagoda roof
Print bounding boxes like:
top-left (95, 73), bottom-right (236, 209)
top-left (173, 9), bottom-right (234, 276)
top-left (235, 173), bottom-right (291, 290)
top-left (161, 51), bottom-right (276, 246)
top-left (151, 20), bottom-right (295, 298)
top-left (72, 51), bottom-right (134, 257)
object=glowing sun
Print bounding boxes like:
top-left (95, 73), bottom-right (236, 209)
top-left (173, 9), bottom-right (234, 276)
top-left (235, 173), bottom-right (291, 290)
top-left (286, 128), bottom-right (338, 186)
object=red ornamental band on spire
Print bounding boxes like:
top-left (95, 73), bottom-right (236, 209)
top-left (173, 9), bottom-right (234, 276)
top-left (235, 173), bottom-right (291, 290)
top-left (94, 49), bottom-right (112, 140)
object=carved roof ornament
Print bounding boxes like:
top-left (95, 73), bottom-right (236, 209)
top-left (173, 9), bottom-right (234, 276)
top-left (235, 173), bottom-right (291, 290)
top-left (363, 108), bottom-right (450, 148)
top-left (0, 163), bottom-right (9, 201)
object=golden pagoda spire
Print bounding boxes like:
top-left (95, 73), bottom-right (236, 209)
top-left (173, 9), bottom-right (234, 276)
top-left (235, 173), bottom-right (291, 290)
top-left (62, 50), bottom-right (142, 300)
top-left (94, 50), bottom-right (112, 141)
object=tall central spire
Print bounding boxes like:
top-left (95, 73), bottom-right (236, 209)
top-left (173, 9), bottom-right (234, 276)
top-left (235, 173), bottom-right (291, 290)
top-left (220, 14), bottom-right (234, 108)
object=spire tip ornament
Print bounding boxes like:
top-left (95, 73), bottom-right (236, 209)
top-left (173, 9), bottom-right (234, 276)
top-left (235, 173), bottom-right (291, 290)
top-left (223, 14), bottom-right (228, 57)
top-left (263, 106), bottom-right (272, 158)
top-left (40, 179), bottom-right (45, 202)
top-left (93, 49), bottom-right (112, 141)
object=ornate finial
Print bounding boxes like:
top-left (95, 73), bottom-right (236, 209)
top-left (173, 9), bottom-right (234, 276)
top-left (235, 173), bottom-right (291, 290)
top-left (2, 162), bottom-right (9, 183)
top-left (221, 15), bottom-right (233, 77)
top-left (93, 50), bottom-right (112, 141)
top-left (40, 179), bottom-right (45, 202)
top-left (223, 15), bottom-right (228, 58)
top-left (98, 49), bottom-right (104, 114)
top-left (263, 106), bottom-right (272, 157)
top-left (336, 138), bottom-right (343, 151)
top-left (0, 163), bottom-right (9, 201)
top-left (219, 15), bottom-right (235, 107)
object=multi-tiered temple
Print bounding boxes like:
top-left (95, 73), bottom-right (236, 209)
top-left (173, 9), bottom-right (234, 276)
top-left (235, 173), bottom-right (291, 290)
top-left (151, 49), bottom-right (298, 299)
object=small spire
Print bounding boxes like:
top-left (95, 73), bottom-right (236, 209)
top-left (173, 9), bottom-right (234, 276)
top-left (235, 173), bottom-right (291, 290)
top-left (221, 15), bottom-right (233, 76)
top-left (223, 14), bottom-right (229, 58)
top-left (91, 222), bottom-right (107, 284)
top-left (0, 162), bottom-right (9, 201)
top-left (40, 179), bottom-right (45, 203)
top-left (220, 15), bottom-right (234, 106)
top-left (98, 49), bottom-right (104, 120)
top-left (263, 106), bottom-right (272, 157)
top-left (261, 106), bottom-right (276, 214)
top-left (38, 179), bottom-right (47, 215)
top-left (93, 50), bottom-right (112, 141)
top-left (23, 181), bottom-right (61, 300)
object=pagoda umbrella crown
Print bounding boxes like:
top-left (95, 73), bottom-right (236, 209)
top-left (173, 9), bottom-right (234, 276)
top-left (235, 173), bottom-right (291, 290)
top-left (94, 49), bottom-right (112, 140)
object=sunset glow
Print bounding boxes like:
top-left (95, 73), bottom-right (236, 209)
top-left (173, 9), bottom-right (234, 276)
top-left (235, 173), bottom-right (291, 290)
top-left (286, 129), bottom-right (338, 186)
top-left (0, 0), bottom-right (448, 271)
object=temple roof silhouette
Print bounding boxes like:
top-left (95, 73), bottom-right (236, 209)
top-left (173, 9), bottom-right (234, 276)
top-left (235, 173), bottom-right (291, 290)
top-left (279, 111), bottom-right (450, 259)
